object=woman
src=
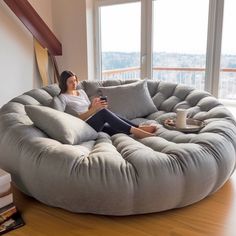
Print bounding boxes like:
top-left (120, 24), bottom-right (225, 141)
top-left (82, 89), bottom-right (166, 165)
top-left (58, 70), bottom-right (157, 139)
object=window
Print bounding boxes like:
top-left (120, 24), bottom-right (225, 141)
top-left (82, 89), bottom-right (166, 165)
top-left (219, 0), bottom-right (236, 100)
top-left (95, 0), bottom-right (236, 102)
top-left (152, 0), bottom-right (209, 90)
top-left (99, 2), bottom-right (141, 80)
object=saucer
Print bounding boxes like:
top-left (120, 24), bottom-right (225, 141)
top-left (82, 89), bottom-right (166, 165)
top-left (163, 118), bottom-right (205, 133)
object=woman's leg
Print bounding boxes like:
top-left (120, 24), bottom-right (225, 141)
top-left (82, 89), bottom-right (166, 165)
top-left (101, 123), bottom-right (118, 136)
top-left (86, 108), bottom-right (132, 134)
top-left (116, 114), bottom-right (157, 133)
top-left (86, 108), bottom-right (155, 138)
top-left (116, 114), bottom-right (139, 127)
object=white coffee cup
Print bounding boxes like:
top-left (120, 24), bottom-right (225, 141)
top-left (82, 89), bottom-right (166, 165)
top-left (176, 109), bottom-right (187, 129)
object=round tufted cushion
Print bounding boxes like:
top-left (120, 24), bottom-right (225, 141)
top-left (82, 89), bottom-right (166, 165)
top-left (0, 79), bottom-right (235, 216)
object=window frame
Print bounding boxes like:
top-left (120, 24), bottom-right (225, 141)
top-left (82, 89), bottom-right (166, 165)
top-left (94, 0), bottom-right (143, 80)
top-left (205, 0), bottom-right (224, 96)
top-left (94, 0), bottom-right (225, 98)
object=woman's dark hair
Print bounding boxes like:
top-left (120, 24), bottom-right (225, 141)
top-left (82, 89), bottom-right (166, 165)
top-left (59, 70), bottom-right (78, 94)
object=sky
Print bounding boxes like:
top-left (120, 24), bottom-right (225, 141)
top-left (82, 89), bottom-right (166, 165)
top-left (221, 0), bottom-right (236, 55)
top-left (101, 2), bottom-right (141, 53)
top-left (100, 0), bottom-right (236, 55)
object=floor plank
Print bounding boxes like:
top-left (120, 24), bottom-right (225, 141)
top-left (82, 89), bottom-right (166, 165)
top-left (5, 172), bottom-right (236, 236)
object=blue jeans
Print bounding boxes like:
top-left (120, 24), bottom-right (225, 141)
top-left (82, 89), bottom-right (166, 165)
top-left (86, 108), bottom-right (138, 136)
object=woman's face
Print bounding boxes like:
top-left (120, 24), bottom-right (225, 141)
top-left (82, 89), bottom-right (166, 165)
top-left (66, 75), bottom-right (78, 91)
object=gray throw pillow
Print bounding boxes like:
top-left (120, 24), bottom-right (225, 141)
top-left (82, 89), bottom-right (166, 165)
top-left (25, 105), bottom-right (98, 145)
top-left (98, 80), bottom-right (157, 119)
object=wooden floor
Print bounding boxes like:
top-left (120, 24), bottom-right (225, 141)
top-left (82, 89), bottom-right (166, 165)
top-left (6, 106), bottom-right (236, 236)
top-left (6, 172), bottom-right (236, 236)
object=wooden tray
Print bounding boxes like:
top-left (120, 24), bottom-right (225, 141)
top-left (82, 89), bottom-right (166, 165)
top-left (163, 118), bottom-right (205, 133)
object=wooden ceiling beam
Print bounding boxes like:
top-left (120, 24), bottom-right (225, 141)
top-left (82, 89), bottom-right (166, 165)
top-left (4, 0), bottom-right (62, 56)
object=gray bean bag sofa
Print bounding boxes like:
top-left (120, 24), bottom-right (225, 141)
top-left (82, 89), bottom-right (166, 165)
top-left (0, 79), bottom-right (236, 216)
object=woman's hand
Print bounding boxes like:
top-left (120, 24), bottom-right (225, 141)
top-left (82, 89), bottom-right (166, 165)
top-left (91, 97), bottom-right (100, 107)
top-left (79, 97), bottom-right (108, 120)
top-left (91, 97), bottom-right (108, 112)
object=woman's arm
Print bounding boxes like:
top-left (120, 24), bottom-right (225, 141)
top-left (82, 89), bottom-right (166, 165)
top-left (78, 106), bottom-right (97, 120)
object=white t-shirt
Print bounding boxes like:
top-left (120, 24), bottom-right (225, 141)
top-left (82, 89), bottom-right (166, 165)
top-left (59, 89), bottom-right (91, 115)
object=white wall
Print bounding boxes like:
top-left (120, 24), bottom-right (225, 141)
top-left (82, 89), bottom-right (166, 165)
top-left (29, 0), bottom-right (53, 31)
top-left (0, 1), bottom-right (34, 107)
top-left (51, 0), bottom-right (94, 81)
top-left (86, 0), bottom-right (95, 81)
top-left (0, 0), bottom-right (54, 107)
top-left (0, 0), bottom-right (93, 106)
top-left (29, 0), bottom-right (55, 87)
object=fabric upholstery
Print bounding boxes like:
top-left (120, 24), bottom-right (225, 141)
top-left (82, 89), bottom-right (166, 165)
top-left (25, 105), bottom-right (98, 145)
top-left (49, 96), bottom-right (66, 112)
top-left (0, 79), bottom-right (235, 216)
top-left (49, 95), bottom-right (84, 118)
top-left (98, 80), bottom-right (157, 119)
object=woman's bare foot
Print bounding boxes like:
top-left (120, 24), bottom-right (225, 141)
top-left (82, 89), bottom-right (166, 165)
top-left (138, 124), bottom-right (157, 133)
top-left (130, 127), bottom-right (155, 139)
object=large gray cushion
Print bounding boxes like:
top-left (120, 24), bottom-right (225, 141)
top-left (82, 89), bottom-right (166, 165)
top-left (98, 80), bottom-right (157, 119)
top-left (25, 105), bottom-right (98, 145)
top-left (0, 79), bottom-right (236, 216)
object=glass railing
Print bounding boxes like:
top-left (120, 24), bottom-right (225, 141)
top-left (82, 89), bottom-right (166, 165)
top-left (219, 69), bottom-right (236, 99)
top-left (102, 67), bottom-right (236, 99)
top-left (102, 67), bottom-right (205, 90)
